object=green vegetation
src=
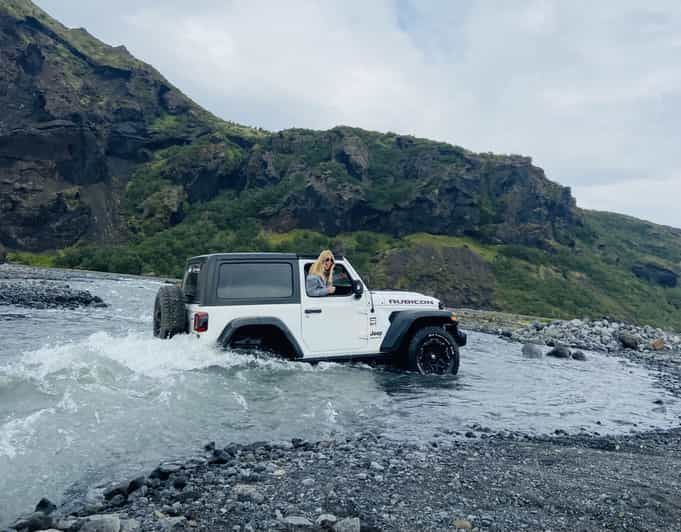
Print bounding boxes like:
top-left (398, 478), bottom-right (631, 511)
top-left (7, 251), bottom-right (57, 268)
top-left (50, 217), bottom-right (681, 329)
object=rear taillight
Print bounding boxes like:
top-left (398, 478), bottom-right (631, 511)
top-left (193, 312), bottom-right (209, 332)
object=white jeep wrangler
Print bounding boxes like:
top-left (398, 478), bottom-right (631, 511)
top-left (153, 253), bottom-right (466, 375)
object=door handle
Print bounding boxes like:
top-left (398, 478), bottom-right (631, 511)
top-left (305, 308), bottom-right (322, 314)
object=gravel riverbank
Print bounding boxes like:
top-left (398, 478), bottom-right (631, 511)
top-left (10, 429), bottom-right (681, 532)
top-left (0, 265), bottom-right (106, 309)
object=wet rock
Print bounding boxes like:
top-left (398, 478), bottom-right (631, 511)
top-left (316, 513), bottom-right (338, 527)
top-left (571, 350), bottom-right (587, 361)
top-left (109, 494), bottom-right (126, 507)
top-left (55, 517), bottom-right (78, 530)
top-left (546, 346), bottom-right (571, 358)
top-left (34, 498), bottom-right (57, 514)
top-left (452, 518), bottom-right (473, 530)
top-left (282, 515), bottom-right (313, 528)
top-left (0, 281), bottom-right (107, 309)
top-left (291, 438), bottom-right (308, 449)
top-left (651, 338), bottom-right (666, 351)
top-left (233, 484), bottom-right (264, 504)
top-left (172, 476), bottom-right (187, 490)
top-left (159, 516), bottom-right (187, 530)
top-left (120, 518), bottom-right (140, 532)
top-left (301, 478), bottom-right (315, 487)
top-left (79, 514), bottom-right (121, 532)
top-left (127, 476), bottom-right (146, 495)
top-left (104, 481), bottom-right (129, 500)
top-left (333, 517), bottom-right (360, 532)
top-left (619, 333), bottom-right (640, 350)
top-left (521, 343), bottom-right (543, 358)
top-left (209, 449), bottom-right (231, 465)
top-left (11, 512), bottom-right (54, 531)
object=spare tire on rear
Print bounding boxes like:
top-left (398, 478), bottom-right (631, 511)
top-left (153, 285), bottom-right (187, 339)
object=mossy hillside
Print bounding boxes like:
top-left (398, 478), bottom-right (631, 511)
top-left (44, 216), bottom-right (681, 329)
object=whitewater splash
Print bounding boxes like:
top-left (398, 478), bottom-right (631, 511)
top-left (0, 329), bottom-right (340, 460)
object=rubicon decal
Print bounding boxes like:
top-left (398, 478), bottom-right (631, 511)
top-left (388, 299), bottom-right (434, 305)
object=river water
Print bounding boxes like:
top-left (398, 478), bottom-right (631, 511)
top-left (1, 265), bottom-right (680, 525)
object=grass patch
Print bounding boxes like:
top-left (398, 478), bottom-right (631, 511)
top-left (7, 251), bottom-right (57, 268)
top-left (405, 233), bottom-right (498, 261)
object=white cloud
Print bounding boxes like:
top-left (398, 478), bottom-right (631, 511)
top-left (34, 0), bottom-right (681, 229)
top-left (574, 174), bottom-right (681, 228)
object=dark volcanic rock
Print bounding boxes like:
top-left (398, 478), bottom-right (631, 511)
top-left (10, 511), bottom-right (53, 532)
top-left (34, 497), bottom-right (56, 514)
top-left (521, 343), bottom-right (543, 358)
top-left (619, 332), bottom-right (640, 350)
top-left (571, 350), bottom-right (587, 361)
top-left (260, 128), bottom-right (580, 248)
top-left (0, 1), bottom-right (224, 251)
top-left (546, 346), bottom-right (571, 358)
top-left (632, 262), bottom-right (678, 287)
top-left (0, 279), bottom-right (106, 309)
top-left (376, 244), bottom-right (496, 308)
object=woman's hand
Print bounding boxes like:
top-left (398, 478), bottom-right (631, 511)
top-left (328, 285), bottom-right (336, 295)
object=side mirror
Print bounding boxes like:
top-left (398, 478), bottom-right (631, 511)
top-left (352, 280), bottom-right (364, 298)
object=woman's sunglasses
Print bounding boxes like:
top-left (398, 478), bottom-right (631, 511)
top-left (323, 258), bottom-right (334, 264)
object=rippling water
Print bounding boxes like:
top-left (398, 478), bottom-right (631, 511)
top-left (1, 265), bottom-right (680, 525)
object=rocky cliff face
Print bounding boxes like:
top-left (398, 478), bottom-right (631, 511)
top-left (243, 127), bottom-right (579, 247)
top-left (0, 0), bottom-right (581, 254)
top-left (0, 0), bottom-right (217, 250)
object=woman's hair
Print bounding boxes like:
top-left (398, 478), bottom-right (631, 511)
top-left (309, 249), bottom-right (335, 284)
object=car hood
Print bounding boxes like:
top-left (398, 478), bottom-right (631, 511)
top-left (370, 290), bottom-right (440, 310)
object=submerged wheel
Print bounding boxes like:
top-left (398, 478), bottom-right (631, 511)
top-left (153, 285), bottom-right (187, 339)
top-left (406, 326), bottom-right (460, 375)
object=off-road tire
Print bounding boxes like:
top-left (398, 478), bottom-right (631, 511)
top-left (153, 284), bottom-right (187, 339)
top-left (406, 326), bottom-right (460, 375)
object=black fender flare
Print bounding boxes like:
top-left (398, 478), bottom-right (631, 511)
top-left (380, 310), bottom-right (466, 353)
top-left (217, 317), bottom-right (304, 358)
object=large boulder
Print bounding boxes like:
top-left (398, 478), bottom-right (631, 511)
top-left (521, 343), bottom-right (543, 358)
top-left (546, 346), bottom-right (571, 359)
top-left (619, 332), bottom-right (641, 350)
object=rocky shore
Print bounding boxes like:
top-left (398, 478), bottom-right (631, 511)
top-left (9, 428), bottom-right (681, 532)
top-left (0, 265), bottom-right (106, 309)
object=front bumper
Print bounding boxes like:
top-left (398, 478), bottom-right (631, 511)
top-left (445, 324), bottom-right (467, 347)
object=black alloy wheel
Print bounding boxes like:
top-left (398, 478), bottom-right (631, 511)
top-left (406, 326), bottom-right (460, 375)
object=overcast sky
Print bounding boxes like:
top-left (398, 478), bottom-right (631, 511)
top-left (35, 0), bottom-right (681, 229)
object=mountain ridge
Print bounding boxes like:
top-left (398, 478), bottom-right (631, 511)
top-left (2, 1), bottom-right (681, 329)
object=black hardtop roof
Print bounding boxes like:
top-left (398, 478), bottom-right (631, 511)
top-left (187, 252), bottom-right (345, 262)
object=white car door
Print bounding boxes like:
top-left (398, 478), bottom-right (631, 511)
top-left (301, 261), bottom-right (370, 356)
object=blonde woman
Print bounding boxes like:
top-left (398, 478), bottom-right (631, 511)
top-left (306, 249), bottom-right (336, 296)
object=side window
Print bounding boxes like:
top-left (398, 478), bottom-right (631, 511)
top-left (332, 265), bottom-right (353, 295)
top-left (217, 262), bottom-right (293, 300)
top-left (182, 262), bottom-right (202, 303)
top-left (304, 262), bottom-right (354, 297)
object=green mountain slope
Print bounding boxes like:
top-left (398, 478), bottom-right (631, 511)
top-left (2, 1), bottom-right (681, 329)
